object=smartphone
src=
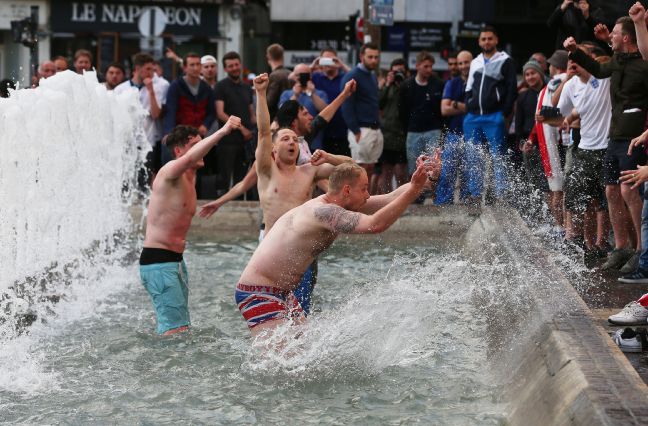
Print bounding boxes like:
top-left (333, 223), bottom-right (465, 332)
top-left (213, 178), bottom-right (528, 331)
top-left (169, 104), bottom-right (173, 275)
top-left (319, 57), bottom-right (335, 67)
top-left (298, 72), bottom-right (310, 87)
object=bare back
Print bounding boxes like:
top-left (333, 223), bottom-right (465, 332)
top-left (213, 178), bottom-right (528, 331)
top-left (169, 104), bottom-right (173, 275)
top-left (239, 196), bottom-right (343, 290)
top-left (143, 168), bottom-right (197, 253)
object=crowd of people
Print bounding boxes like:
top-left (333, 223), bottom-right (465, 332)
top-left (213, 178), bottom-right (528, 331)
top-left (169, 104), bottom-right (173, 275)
top-left (8, 0), bottom-right (648, 343)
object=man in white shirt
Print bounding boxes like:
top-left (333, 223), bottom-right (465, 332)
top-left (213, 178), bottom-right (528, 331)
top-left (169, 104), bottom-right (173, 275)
top-left (115, 52), bottom-right (170, 184)
top-left (551, 52), bottom-right (613, 265)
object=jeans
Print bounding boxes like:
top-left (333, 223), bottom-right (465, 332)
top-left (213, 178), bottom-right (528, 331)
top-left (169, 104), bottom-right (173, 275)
top-left (406, 129), bottom-right (442, 175)
top-left (640, 182), bottom-right (648, 270)
top-left (463, 112), bottom-right (508, 198)
top-left (435, 132), bottom-right (469, 205)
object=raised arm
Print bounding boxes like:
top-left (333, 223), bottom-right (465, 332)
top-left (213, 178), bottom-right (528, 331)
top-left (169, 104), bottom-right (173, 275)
top-left (164, 116), bottom-right (241, 179)
top-left (318, 79), bottom-right (356, 123)
top-left (313, 163), bottom-right (430, 234)
top-left (310, 149), bottom-right (353, 180)
top-left (630, 2), bottom-right (648, 60)
top-left (564, 37), bottom-right (612, 78)
top-left (199, 164), bottom-right (258, 218)
top-left (253, 74), bottom-right (273, 177)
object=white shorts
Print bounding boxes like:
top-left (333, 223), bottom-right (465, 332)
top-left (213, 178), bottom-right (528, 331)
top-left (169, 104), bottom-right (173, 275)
top-left (348, 128), bottom-right (384, 164)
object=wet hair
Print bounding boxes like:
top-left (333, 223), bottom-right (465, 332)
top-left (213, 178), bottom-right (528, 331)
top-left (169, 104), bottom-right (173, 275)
top-left (164, 125), bottom-right (200, 157)
top-left (271, 127), bottom-right (295, 143)
top-left (360, 42), bottom-right (379, 55)
top-left (416, 51), bottom-right (434, 65)
top-left (328, 163), bottom-right (366, 193)
top-left (616, 16), bottom-right (637, 45)
top-left (74, 49), bottom-right (93, 62)
top-left (222, 51), bottom-right (241, 66)
top-left (275, 100), bottom-right (304, 127)
top-left (133, 52), bottom-right (154, 68)
top-left (480, 25), bottom-right (498, 38)
top-left (183, 52), bottom-right (201, 67)
top-left (266, 44), bottom-right (284, 61)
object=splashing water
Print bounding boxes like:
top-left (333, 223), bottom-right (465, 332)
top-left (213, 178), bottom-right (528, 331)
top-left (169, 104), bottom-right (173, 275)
top-left (0, 71), bottom-right (147, 392)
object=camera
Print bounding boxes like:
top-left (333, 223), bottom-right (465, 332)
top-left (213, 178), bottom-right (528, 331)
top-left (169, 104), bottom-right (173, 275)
top-left (539, 106), bottom-right (561, 119)
top-left (394, 71), bottom-right (405, 83)
top-left (298, 72), bottom-right (310, 87)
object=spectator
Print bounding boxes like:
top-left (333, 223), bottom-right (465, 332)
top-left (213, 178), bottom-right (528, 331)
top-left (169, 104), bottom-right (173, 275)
top-left (214, 51), bottom-right (255, 194)
top-left (377, 58), bottom-right (409, 194)
top-left (153, 60), bottom-right (170, 86)
top-left (73, 49), bottom-right (93, 74)
top-left (341, 42), bottom-right (383, 185)
top-left (265, 43), bottom-right (292, 119)
top-left (566, 16), bottom-right (648, 272)
top-left (35, 61), bottom-right (56, 87)
top-left (53, 56), bottom-right (69, 73)
top-left (200, 55), bottom-right (218, 90)
top-left (530, 52), bottom-right (549, 75)
top-left (517, 60), bottom-right (549, 219)
top-left (279, 63), bottom-right (329, 150)
top-left (114, 52), bottom-right (169, 183)
top-left (447, 52), bottom-right (459, 79)
top-left (312, 46), bottom-right (350, 156)
top-left (399, 50), bottom-right (445, 178)
top-left (436, 50), bottom-right (473, 205)
top-left (547, 0), bottom-right (606, 50)
top-left (463, 25), bottom-right (518, 204)
top-left (104, 62), bottom-right (125, 90)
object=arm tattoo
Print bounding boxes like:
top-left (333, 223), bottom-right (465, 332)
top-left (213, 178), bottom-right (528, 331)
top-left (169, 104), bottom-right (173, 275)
top-left (314, 205), bottom-right (361, 233)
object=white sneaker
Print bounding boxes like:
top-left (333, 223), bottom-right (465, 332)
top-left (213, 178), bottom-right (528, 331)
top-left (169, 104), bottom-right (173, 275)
top-left (608, 302), bottom-right (648, 325)
top-left (612, 328), bottom-right (647, 353)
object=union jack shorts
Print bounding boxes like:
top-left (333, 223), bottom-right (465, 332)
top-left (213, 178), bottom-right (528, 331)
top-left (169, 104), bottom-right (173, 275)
top-left (235, 283), bottom-right (305, 329)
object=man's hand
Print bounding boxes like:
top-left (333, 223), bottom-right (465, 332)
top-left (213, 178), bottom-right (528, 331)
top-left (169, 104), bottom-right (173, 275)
top-left (199, 200), bottom-right (224, 218)
top-left (253, 73), bottom-right (269, 92)
top-left (535, 113), bottom-right (546, 123)
top-left (385, 71), bottom-right (395, 86)
top-left (560, 0), bottom-right (574, 11)
top-left (630, 2), bottom-right (646, 23)
top-left (628, 131), bottom-right (648, 155)
top-left (165, 47), bottom-right (181, 63)
top-left (144, 77), bottom-right (154, 91)
top-left (223, 115), bottom-right (242, 134)
top-left (291, 81), bottom-right (303, 97)
top-left (354, 132), bottom-right (361, 143)
top-left (310, 149), bottom-right (329, 166)
top-left (240, 126), bottom-right (253, 141)
top-left (594, 24), bottom-right (610, 42)
top-left (620, 165), bottom-right (648, 189)
top-left (198, 125), bottom-right (208, 137)
top-left (306, 80), bottom-right (316, 93)
top-left (415, 150), bottom-right (442, 183)
top-left (342, 79), bottom-right (357, 97)
top-left (521, 140), bottom-right (535, 153)
top-left (563, 36), bottom-right (578, 52)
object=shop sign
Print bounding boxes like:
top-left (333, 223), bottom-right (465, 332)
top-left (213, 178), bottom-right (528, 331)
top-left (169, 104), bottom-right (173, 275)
top-left (51, 1), bottom-right (218, 36)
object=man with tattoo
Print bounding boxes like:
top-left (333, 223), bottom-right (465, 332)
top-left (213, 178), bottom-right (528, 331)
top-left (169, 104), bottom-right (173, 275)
top-left (235, 155), bottom-right (441, 336)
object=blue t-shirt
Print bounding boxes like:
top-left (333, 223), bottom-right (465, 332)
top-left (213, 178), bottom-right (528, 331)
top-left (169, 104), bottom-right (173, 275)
top-left (312, 71), bottom-right (347, 139)
top-left (442, 77), bottom-right (466, 134)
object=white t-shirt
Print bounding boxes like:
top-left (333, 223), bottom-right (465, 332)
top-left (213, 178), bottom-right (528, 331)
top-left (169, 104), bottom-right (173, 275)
top-left (114, 75), bottom-right (170, 146)
top-left (558, 75), bottom-right (610, 150)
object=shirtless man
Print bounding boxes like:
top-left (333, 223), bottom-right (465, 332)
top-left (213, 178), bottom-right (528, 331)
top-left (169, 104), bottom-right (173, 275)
top-left (235, 157), bottom-right (440, 335)
top-left (140, 116), bottom-right (241, 335)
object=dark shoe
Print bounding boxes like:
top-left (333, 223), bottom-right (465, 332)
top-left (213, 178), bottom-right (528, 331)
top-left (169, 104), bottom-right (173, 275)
top-left (618, 268), bottom-right (648, 284)
top-left (602, 248), bottom-right (634, 271)
top-left (620, 252), bottom-right (641, 274)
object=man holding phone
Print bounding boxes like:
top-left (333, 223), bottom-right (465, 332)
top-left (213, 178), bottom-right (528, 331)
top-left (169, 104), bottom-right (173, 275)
top-left (279, 63), bottom-right (329, 149)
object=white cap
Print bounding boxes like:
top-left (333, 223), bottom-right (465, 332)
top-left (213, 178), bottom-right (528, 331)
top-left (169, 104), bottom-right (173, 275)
top-left (201, 55), bottom-right (217, 65)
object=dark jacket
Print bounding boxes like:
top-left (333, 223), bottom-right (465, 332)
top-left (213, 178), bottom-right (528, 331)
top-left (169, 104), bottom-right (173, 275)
top-left (570, 48), bottom-right (648, 140)
top-left (163, 77), bottom-right (215, 135)
top-left (547, 3), bottom-right (605, 50)
top-left (465, 51), bottom-right (518, 117)
top-left (398, 75), bottom-right (444, 133)
top-left (378, 82), bottom-right (405, 151)
top-left (515, 87), bottom-right (542, 140)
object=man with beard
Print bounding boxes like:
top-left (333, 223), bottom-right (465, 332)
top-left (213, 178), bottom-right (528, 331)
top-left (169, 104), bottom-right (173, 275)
top-left (214, 51), bottom-right (256, 192)
top-left (463, 25), bottom-right (518, 205)
top-left (341, 43), bottom-right (383, 186)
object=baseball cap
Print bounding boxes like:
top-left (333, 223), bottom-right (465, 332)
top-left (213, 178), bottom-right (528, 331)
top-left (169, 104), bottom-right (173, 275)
top-left (547, 50), bottom-right (568, 70)
top-left (201, 55), bottom-right (217, 65)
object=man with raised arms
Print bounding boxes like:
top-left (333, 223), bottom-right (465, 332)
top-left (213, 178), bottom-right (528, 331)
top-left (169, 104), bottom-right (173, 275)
top-left (140, 116), bottom-right (241, 335)
top-left (235, 156), bottom-right (440, 336)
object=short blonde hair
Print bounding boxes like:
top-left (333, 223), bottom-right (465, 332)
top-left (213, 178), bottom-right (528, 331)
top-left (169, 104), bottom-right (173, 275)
top-left (328, 163), bottom-right (365, 193)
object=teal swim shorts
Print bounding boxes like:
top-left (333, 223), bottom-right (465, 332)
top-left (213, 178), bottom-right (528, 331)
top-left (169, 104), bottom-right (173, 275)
top-left (140, 260), bottom-right (190, 334)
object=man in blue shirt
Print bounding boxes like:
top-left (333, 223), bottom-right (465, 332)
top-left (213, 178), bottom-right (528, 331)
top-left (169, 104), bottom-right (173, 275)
top-left (341, 43), bottom-right (383, 185)
top-left (279, 63), bottom-right (329, 150)
top-left (312, 46), bottom-right (350, 156)
top-left (463, 25), bottom-right (518, 203)
top-left (436, 50), bottom-right (473, 204)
